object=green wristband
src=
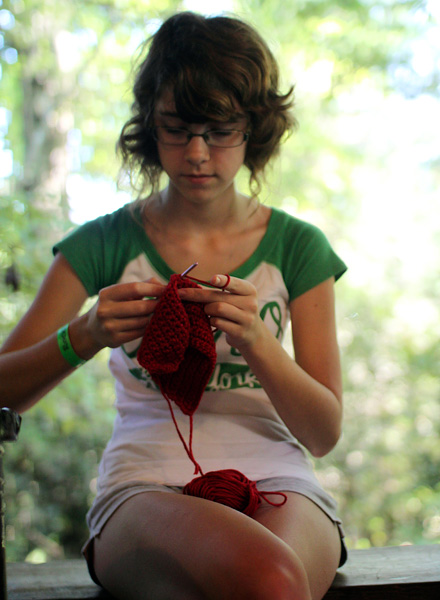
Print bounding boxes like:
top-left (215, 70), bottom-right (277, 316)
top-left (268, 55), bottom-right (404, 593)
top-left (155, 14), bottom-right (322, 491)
top-left (57, 324), bottom-right (86, 368)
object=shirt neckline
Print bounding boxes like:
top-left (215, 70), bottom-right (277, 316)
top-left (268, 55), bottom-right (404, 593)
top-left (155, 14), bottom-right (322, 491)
top-left (129, 204), bottom-right (281, 281)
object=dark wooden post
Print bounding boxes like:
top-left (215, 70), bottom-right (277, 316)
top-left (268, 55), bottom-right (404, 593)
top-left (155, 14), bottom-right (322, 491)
top-left (0, 408), bottom-right (22, 600)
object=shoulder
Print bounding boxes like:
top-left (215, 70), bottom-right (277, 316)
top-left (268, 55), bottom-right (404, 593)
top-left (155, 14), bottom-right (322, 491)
top-left (55, 204), bottom-right (140, 247)
top-left (263, 207), bottom-right (333, 269)
top-left (266, 207), bottom-right (347, 300)
top-left (269, 206), bottom-right (325, 240)
top-left (53, 204), bottom-right (145, 295)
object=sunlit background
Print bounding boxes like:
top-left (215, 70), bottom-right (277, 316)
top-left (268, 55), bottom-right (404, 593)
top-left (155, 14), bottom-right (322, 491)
top-left (1, 0), bottom-right (439, 562)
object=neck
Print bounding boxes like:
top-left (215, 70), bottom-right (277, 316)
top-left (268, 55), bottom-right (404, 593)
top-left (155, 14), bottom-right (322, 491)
top-left (154, 184), bottom-right (253, 232)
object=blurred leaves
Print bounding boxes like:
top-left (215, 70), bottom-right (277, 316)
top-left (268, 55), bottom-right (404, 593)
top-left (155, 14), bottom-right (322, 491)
top-left (1, 0), bottom-right (439, 561)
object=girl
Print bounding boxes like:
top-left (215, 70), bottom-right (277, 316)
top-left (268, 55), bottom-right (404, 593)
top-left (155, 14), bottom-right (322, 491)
top-left (1, 12), bottom-right (347, 600)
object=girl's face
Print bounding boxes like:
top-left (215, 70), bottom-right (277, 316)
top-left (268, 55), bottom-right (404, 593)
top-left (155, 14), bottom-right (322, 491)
top-left (153, 89), bottom-right (248, 206)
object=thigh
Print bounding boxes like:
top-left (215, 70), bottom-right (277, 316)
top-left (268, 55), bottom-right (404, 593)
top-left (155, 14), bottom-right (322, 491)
top-left (92, 490), bottom-right (310, 600)
top-left (253, 491), bottom-right (342, 600)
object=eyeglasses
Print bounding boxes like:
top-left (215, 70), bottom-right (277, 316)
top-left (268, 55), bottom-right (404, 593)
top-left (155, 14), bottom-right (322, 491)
top-left (153, 126), bottom-right (249, 148)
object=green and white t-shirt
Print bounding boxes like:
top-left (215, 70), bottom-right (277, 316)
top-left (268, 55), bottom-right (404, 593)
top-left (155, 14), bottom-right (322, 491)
top-left (55, 204), bottom-right (346, 512)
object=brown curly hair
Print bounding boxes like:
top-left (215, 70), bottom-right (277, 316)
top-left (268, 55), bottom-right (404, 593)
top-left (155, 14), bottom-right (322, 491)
top-left (118, 12), bottom-right (296, 198)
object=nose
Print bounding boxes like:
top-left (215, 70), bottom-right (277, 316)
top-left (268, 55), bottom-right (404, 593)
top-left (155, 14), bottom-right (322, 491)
top-left (184, 134), bottom-right (210, 165)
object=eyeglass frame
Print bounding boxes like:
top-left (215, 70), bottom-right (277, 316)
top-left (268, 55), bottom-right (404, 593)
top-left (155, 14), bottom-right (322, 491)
top-left (152, 126), bottom-right (250, 148)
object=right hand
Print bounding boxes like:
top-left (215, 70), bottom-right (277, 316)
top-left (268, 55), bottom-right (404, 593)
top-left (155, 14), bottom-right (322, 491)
top-left (86, 277), bottom-right (165, 350)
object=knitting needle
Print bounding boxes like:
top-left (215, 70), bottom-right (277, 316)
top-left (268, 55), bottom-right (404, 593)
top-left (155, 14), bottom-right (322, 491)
top-left (181, 262), bottom-right (199, 277)
top-left (181, 263), bottom-right (230, 292)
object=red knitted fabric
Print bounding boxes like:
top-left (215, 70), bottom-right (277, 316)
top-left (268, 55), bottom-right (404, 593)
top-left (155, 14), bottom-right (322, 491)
top-left (137, 273), bottom-right (216, 416)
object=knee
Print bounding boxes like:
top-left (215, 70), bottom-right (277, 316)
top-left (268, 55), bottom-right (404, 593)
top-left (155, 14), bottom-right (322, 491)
top-left (232, 548), bottom-right (311, 600)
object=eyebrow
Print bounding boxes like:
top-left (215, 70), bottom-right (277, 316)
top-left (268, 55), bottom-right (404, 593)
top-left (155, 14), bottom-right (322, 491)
top-left (158, 110), bottom-right (181, 117)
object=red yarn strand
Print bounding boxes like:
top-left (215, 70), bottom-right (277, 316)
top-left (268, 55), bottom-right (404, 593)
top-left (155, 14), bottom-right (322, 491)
top-left (257, 490), bottom-right (288, 507)
top-left (162, 390), bottom-right (203, 476)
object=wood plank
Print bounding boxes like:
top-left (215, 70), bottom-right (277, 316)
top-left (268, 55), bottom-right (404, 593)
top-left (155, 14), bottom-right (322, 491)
top-left (324, 582), bottom-right (440, 600)
top-left (323, 544), bottom-right (440, 599)
top-left (6, 544), bottom-right (440, 600)
top-left (332, 544), bottom-right (440, 587)
top-left (6, 560), bottom-right (110, 600)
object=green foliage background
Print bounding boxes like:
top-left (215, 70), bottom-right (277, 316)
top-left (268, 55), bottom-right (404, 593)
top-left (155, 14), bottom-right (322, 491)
top-left (1, 0), bottom-right (439, 562)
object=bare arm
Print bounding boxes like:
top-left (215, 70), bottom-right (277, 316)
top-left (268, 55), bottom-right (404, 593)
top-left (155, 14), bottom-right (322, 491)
top-left (1, 253), bottom-right (164, 413)
top-left (178, 276), bottom-right (343, 457)
top-left (238, 278), bottom-right (342, 457)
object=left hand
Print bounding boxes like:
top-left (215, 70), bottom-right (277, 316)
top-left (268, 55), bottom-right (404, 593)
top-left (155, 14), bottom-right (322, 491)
top-left (177, 275), bottom-right (264, 351)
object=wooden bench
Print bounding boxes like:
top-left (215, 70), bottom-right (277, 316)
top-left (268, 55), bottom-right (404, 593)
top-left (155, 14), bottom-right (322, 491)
top-left (5, 544), bottom-right (440, 599)
top-left (2, 411), bottom-right (440, 598)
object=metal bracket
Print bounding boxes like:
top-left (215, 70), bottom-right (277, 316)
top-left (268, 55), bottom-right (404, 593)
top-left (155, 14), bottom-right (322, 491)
top-left (0, 409), bottom-right (21, 443)
top-left (1, 408), bottom-right (22, 600)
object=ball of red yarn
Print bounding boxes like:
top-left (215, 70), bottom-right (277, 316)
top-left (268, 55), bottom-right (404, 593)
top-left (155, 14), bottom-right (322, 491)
top-left (183, 469), bottom-right (262, 516)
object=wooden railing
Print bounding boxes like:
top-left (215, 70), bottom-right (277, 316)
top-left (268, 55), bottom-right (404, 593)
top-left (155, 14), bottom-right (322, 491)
top-left (2, 409), bottom-right (440, 599)
top-left (4, 544), bottom-right (440, 599)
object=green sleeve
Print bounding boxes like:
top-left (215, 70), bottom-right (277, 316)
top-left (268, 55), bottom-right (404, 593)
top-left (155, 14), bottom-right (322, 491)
top-left (53, 206), bottom-right (143, 296)
top-left (274, 212), bottom-right (347, 301)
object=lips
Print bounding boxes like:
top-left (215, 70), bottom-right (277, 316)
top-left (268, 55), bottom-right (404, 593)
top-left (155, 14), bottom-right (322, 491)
top-left (183, 174), bottom-right (214, 184)
top-left (183, 173), bottom-right (214, 177)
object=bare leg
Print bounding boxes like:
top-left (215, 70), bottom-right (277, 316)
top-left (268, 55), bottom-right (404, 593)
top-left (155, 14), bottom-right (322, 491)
top-left (253, 492), bottom-right (342, 600)
top-left (93, 491), bottom-right (340, 600)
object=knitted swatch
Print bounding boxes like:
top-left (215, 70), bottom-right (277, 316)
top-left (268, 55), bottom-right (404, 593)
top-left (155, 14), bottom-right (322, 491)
top-left (137, 273), bottom-right (216, 417)
top-left (137, 272), bottom-right (287, 515)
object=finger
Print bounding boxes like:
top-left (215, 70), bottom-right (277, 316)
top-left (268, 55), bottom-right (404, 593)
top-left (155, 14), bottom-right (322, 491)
top-left (177, 278), bottom-right (255, 303)
top-left (105, 315), bottom-right (151, 334)
top-left (101, 281), bottom-right (165, 302)
top-left (94, 300), bottom-right (159, 330)
top-left (205, 302), bottom-right (250, 327)
top-left (209, 275), bottom-right (254, 296)
top-left (110, 298), bottom-right (160, 319)
top-left (209, 274), bottom-right (231, 291)
top-left (144, 277), bottom-right (166, 293)
top-left (145, 276), bottom-right (163, 285)
top-left (100, 325), bottom-right (150, 348)
top-left (208, 316), bottom-right (242, 335)
top-left (208, 314), bottom-right (253, 349)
